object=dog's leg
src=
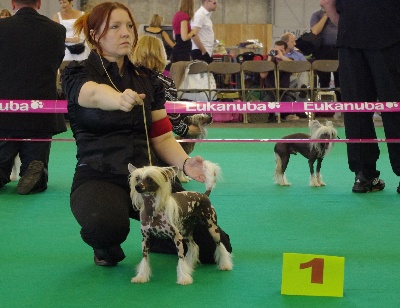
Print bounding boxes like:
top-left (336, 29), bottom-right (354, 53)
top-left (175, 237), bottom-right (193, 285)
top-left (215, 242), bottom-right (233, 271)
top-left (173, 232), bottom-right (193, 285)
top-left (206, 219), bottom-right (233, 271)
top-left (10, 154), bottom-right (21, 181)
top-left (185, 239), bottom-right (199, 269)
top-left (316, 158), bottom-right (325, 186)
top-left (274, 152), bottom-right (290, 186)
top-left (308, 156), bottom-right (321, 187)
top-left (131, 234), bottom-right (152, 283)
top-left (177, 257), bottom-right (193, 285)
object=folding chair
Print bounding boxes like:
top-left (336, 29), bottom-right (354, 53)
top-left (172, 60), bottom-right (210, 102)
top-left (276, 60), bottom-right (312, 122)
top-left (208, 62), bottom-right (241, 101)
top-left (311, 60), bottom-right (340, 119)
top-left (311, 60), bottom-right (340, 99)
top-left (240, 60), bottom-right (276, 123)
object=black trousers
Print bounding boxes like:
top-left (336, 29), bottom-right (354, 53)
top-left (0, 131), bottom-right (51, 186)
top-left (70, 178), bottom-right (232, 264)
top-left (339, 42), bottom-right (400, 178)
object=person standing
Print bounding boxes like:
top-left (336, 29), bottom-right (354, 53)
top-left (142, 14), bottom-right (175, 49)
top-left (321, 0), bottom-right (400, 193)
top-left (190, 0), bottom-right (217, 64)
top-left (0, 0), bottom-right (66, 194)
top-left (53, 0), bottom-right (90, 61)
top-left (171, 0), bottom-right (196, 63)
top-left (310, 6), bottom-right (339, 90)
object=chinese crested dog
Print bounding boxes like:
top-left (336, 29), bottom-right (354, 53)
top-left (128, 160), bottom-right (232, 285)
top-left (273, 120), bottom-right (338, 186)
top-left (176, 114), bottom-right (213, 183)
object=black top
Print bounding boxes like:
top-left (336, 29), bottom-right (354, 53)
top-left (336, 0), bottom-right (400, 49)
top-left (0, 7), bottom-right (66, 134)
top-left (62, 51), bottom-right (166, 190)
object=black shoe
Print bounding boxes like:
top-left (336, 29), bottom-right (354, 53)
top-left (17, 161), bottom-right (46, 195)
top-left (352, 172), bottom-right (385, 193)
top-left (94, 254), bottom-right (117, 267)
top-left (397, 183), bottom-right (400, 194)
top-left (93, 246), bottom-right (125, 266)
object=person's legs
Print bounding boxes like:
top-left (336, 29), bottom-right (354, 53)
top-left (339, 47), bottom-right (384, 192)
top-left (0, 140), bottom-right (19, 188)
top-left (17, 137), bottom-right (51, 194)
top-left (70, 180), bottom-right (132, 265)
top-left (376, 42), bottom-right (400, 181)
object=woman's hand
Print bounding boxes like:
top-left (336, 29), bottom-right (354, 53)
top-left (118, 90), bottom-right (145, 112)
top-left (183, 156), bottom-right (205, 183)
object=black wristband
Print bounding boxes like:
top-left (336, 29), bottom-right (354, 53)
top-left (182, 157), bottom-right (190, 176)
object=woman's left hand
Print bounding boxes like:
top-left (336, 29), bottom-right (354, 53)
top-left (183, 156), bottom-right (205, 183)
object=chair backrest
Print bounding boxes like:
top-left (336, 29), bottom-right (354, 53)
top-left (277, 60), bottom-right (311, 73)
top-left (187, 60), bottom-right (209, 74)
top-left (208, 62), bottom-right (241, 75)
top-left (311, 60), bottom-right (339, 73)
top-left (241, 60), bottom-right (275, 74)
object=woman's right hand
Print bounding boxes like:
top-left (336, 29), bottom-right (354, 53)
top-left (118, 90), bottom-right (145, 112)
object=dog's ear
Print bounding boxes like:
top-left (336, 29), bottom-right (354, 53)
top-left (128, 163), bottom-right (137, 174)
top-left (161, 166), bottom-right (179, 181)
top-left (309, 120), bottom-right (322, 136)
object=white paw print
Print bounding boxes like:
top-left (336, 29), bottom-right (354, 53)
top-left (30, 100), bottom-right (44, 109)
top-left (385, 102), bottom-right (399, 108)
top-left (268, 102), bottom-right (281, 109)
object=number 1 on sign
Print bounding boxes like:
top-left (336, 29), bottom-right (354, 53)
top-left (299, 258), bottom-right (324, 284)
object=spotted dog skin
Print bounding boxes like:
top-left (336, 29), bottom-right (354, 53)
top-left (137, 190), bottom-right (221, 260)
top-left (129, 165), bottom-right (232, 284)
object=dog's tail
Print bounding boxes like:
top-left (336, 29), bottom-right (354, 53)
top-left (203, 160), bottom-right (222, 196)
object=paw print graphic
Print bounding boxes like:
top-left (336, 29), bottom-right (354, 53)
top-left (30, 100), bottom-right (44, 109)
top-left (268, 102), bottom-right (281, 109)
top-left (385, 102), bottom-right (399, 109)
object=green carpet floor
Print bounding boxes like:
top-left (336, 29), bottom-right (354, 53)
top-left (1, 125), bottom-right (399, 307)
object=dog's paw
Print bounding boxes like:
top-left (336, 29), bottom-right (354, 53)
top-left (131, 275), bottom-right (149, 283)
top-left (177, 276), bottom-right (193, 285)
top-left (218, 261), bottom-right (233, 271)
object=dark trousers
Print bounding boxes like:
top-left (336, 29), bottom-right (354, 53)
top-left (0, 132), bottom-right (51, 186)
top-left (339, 42), bottom-right (400, 178)
top-left (70, 178), bottom-right (232, 263)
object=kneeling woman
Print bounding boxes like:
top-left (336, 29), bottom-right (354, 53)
top-left (62, 1), bottom-right (231, 266)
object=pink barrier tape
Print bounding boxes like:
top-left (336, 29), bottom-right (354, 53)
top-left (2, 138), bottom-right (400, 143)
top-left (0, 100), bottom-right (67, 113)
top-left (1, 100), bottom-right (400, 113)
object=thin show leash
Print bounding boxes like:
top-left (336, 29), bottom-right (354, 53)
top-left (99, 55), bottom-right (153, 166)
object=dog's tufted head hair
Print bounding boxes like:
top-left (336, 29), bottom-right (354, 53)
top-left (309, 120), bottom-right (338, 155)
top-left (128, 164), bottom-right (178, 212)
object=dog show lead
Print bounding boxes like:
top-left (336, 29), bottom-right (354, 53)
top-left (61, 2), bottom-right (231, 267)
